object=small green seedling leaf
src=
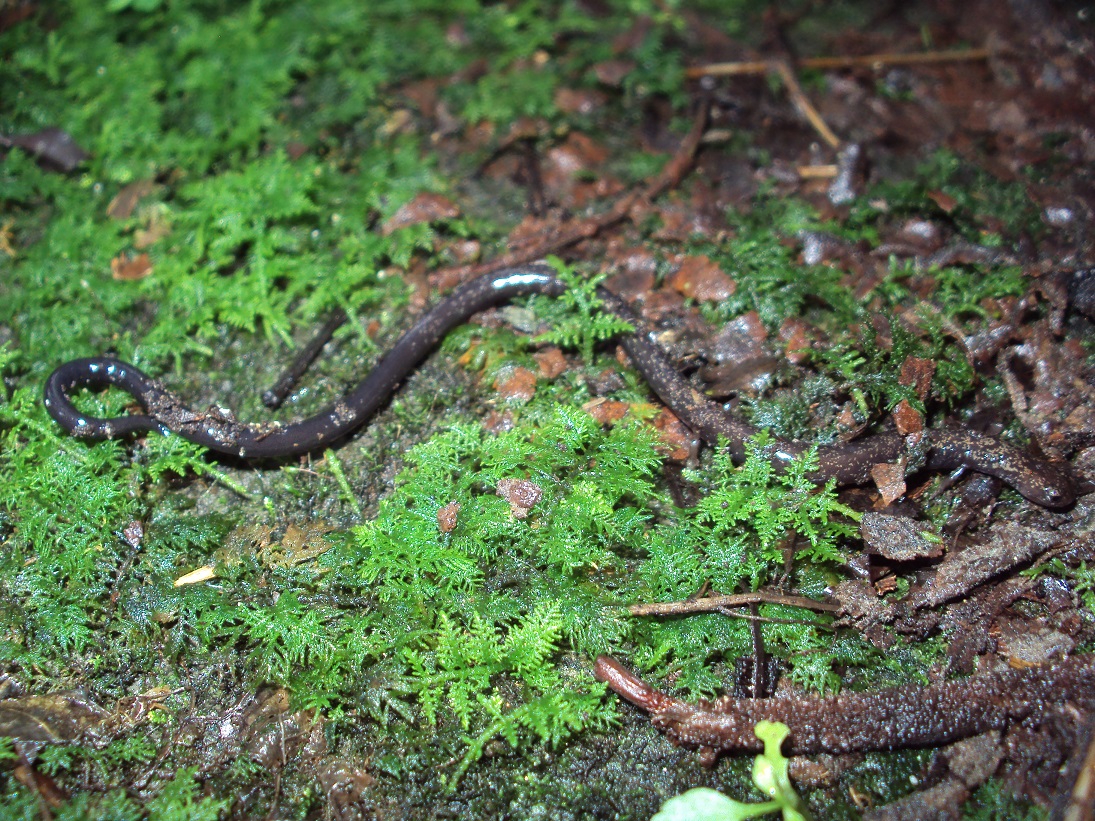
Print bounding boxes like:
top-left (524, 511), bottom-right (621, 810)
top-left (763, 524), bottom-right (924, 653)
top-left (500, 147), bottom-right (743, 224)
top-left (752, 721), bottom-right (808, 821)
top-left (651, 722), bottom-right (809, 821)
top-left (652, 787), bottom-right (776, 821)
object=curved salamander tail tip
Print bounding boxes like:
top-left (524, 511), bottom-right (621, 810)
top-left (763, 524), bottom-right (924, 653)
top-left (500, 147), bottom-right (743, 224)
top-left (594, 655), bottom-right (678, 712)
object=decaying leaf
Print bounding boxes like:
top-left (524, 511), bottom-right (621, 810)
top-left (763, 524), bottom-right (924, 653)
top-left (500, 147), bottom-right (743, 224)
top-left (1, 127), bottom-right (88, 172)
top-left (860, 511), bottom-right (944, 561)
top-left (496, 478), bottom-right (542, 518)
top-left (110, 252), bottom-right (153, 281)
top-left (0, 692), bottom-right (106, 743)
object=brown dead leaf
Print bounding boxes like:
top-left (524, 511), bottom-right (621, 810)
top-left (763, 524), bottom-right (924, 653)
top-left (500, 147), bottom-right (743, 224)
top-left (667, 254), bottom-right (735, 302)
top-left (778, 317), bottom-right (812, 364)
top-left (2, 127), bottom-right (88, 172)
top-left (927, 190), bottom-right (958, 213)
top-left (110, 252), bottom-right (152, 281)
top-left (482, 410), bottom-right (514, 434)
top-left (437, 501), bottom-right (460, 534)
top-left (652, 409), bottom-right (693, 461)
top-left (503, 214), bottom-right (553, 253)
top-left (0, 220), bottom-right (14, 257)
top-left (911, 520), bottom-right (1063, 610)
top-left (0, 693), bottom-right (106, 743)
top-left (860, 511), bottom-right (944, 560)
top-left (706, 311), bottom-right (770, 370)
top-left (381, 192), bottom-right (460, 235)
top-left (892, 399), bottom-right (923, 435)
top-left (603, 246), bottom-right (657, 299)
top-left (494, 365), bottom-right (537, 403)
top-left (241, 686), bottom-right (316, 770)
top-left (107, 180), bottom-right (156, 220)
top-left (401, 78), bottom-right (442, 119)
top-left (545, 134), bottom-right (599, 176)
top-left (448, 239), bottom-right (481, 264)
top-left (497, 478), bottom-right (542, 519)
top-left (993, 617), bottom-right (1074, 668)
top-left (637, 288), bottom-right (684, 321)
top-left (554, 87), bottom-right (607, 115)
top-left (871, 462), bottom-right (907, 506)
top-left (315, 757), bottom-right (377, 818)
top-left (592, 59), bottom-right (635, 86)
top-left (899, 356), bottom-right (936, 401)
top-left (220, 524), bottom-right (275, 562)
top-left (134, 207), bottom-right (172, 249)
top-left (544, 132), bottom-right (610, 187)
top-left (261, 522), bottom-right (334, 567)
top-left (533, 347), bottom-right (568, 378)
top-left (582, 398), bottom-right (631, 425)
top-left (378, 108), bottom-right (415, 138)
top-left (834, 406), bottom-right (858, 432)
top-left (242, 687), bottom-right (291, 733)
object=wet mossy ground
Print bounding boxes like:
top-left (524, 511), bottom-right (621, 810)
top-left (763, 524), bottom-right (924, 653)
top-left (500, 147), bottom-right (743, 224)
top-left (2, 1), bottom-right (1093, 818)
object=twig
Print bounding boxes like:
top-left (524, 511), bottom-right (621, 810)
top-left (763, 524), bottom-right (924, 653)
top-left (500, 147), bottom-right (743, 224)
top-left (686, 48), bottom-right (992, 150)
top-left (627, 591), bottom-right (840, 618)
top-left (771, 60), bottom-right (841, 149)
top-left (686, 48), bottom-right (991, 78)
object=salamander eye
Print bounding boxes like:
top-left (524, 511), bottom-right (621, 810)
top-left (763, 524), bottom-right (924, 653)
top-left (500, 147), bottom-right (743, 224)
top-left (1039, 479), bottom-right (1075, 509)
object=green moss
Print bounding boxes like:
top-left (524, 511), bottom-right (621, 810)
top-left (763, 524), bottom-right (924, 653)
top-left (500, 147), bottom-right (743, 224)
top-left (0, 0), bottom-right (1071, 814)
top-left (961, 781), bottom-right (1046, 821)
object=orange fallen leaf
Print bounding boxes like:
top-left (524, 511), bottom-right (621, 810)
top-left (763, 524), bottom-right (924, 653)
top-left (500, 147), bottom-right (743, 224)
top-left (110, 252), bottom-right (152, 281)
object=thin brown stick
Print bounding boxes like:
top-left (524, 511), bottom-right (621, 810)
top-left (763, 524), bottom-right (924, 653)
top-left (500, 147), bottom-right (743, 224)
top-left (627, 591), bottom-right (840, 618)
top-left (771, 60), bottom-right (841, 148)
top-left (798, 164), bottom-right (838, 179)
top-left (686, 48), bottom-right (991, 78)
top-left (429, 101), bottom-right (710, 291)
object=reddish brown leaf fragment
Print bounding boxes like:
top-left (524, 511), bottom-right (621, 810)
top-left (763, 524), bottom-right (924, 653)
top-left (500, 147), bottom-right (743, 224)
top-left (582, 398), bottom-right (631, 425)
top-left (437, 501), bottom-right (461, 534)
top-left (928, 190), bottom-right (958, 213)
top-left (107, 180), bottom-right (156, 220)
top-left (533, 347), bottom-right (568, 379)
top-left (13, 761), bottom-right (67, 808)
top-left (496, 479), bottom-right (542, 519)
top-left (667, 254), bottom-right (735, 302)
top-left (652, 409), bottom-right (693, 461)
top-left (381, 193), bottom-right (460, 235)
top-left (494, 365), bottom-right (537, 403)
top-left (110, 252), bottom-right (153, 281)
top-left (892, 399), bottom-right (923, 435)
top-left (778, 317), bottom-right (812, 364)
top-left (899, 356), bottom-right (936, 401)
top-left (871, 462), bottom-right (907, 506)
